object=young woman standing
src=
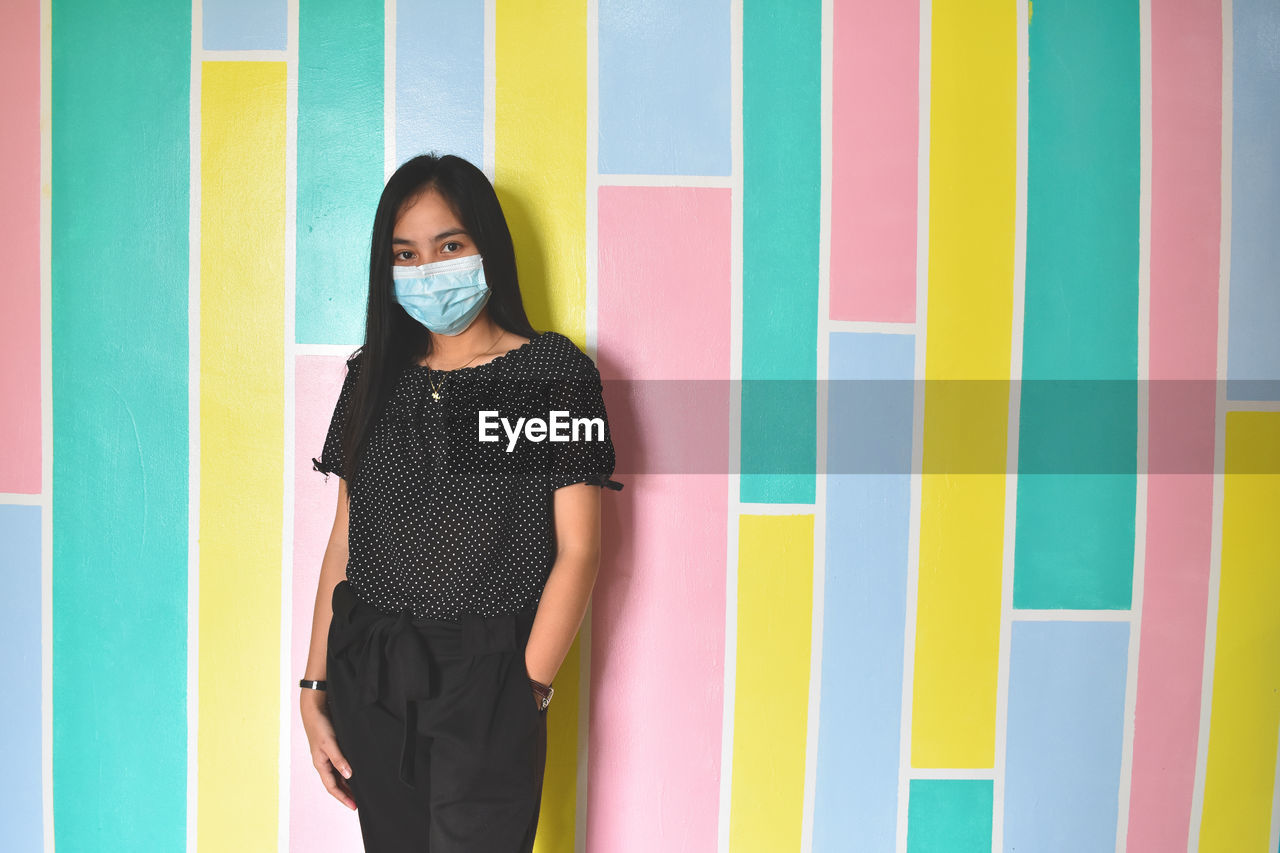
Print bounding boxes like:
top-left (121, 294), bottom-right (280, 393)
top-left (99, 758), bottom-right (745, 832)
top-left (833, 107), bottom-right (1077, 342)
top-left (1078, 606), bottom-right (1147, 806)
top-left (297, 153), bottom-right (622, 852)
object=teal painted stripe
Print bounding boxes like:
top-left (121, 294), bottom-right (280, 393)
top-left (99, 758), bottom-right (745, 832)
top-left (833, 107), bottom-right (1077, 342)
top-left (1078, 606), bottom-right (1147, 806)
top-left (51, 1), bottom-right (190, 849)
top-left (1015, 0), bottom-right (1139, 609)
top-left (906, 779), bottom-right (993, 853)
top-left (296, 0), bottom-right (384, 344)
top-left (740, 0), bottom-right (821, 504)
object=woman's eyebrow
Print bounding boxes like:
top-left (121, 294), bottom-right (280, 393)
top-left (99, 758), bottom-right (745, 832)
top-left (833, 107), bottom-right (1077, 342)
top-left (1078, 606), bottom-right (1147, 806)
top-left (391, 228), bottom-right (468, 246)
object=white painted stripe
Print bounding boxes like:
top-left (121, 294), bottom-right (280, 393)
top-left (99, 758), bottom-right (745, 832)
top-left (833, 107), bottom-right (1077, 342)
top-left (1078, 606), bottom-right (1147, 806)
top-left (39, 0), bottom-right (53, 848)
top-left (1011, 610), bottom-right (1134, 622)
top-left (990, 0), bottom-right (1029, 849)
top-left (1116, 1), bottom-right (1155, 849)
top-left (1270, 716), bottom-right (1280, 853)
top-left (910, 767), bottom-right (997, 780)
top-left (719, 0), bottom-right (744, 849)
top-left (293, 342), bottom-right (364, 358)
top-left (277, 0), bottom-right (301, 850)
top-left (800, 0), bottom-right (834, 848)
top-left (1187, 0), bottom-right (1234, 847)
top-left (187, 1), bottom-right (204, 850)
top-left (595, 173), bottom-right (733, 188)
top-left (828, 319), bottom-right (916, 335)
top-left (197, 49), bottom-right (289, 61)
top-left (895, 0), bottom-right (931, 847)
top-left (578, 1), bottom-right (600, 849)
top-left (384, 0), bottom-right (395, 179)
top-left (736, 501), bottom-right (817, 513)
top-left (483, 0), bottom-right (495, 182)
top-left (1224, 400), bottom-right (1280, 412)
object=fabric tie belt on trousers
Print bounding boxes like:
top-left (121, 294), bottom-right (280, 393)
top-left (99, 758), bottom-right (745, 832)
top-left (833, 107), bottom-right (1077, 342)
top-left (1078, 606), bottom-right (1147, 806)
top-left (328, 580), bottom-right (537, 789)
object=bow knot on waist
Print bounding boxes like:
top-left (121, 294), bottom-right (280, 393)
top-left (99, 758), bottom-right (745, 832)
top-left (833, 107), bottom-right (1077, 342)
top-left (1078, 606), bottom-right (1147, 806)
top-left (328, 581), bottom-right (528, 789)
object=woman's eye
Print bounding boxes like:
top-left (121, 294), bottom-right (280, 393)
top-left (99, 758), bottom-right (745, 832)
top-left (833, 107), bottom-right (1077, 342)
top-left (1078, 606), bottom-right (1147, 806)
top-left (443, 241), bottom-right (462, 253)
top-left (394, 251), bottom-right (414, 262)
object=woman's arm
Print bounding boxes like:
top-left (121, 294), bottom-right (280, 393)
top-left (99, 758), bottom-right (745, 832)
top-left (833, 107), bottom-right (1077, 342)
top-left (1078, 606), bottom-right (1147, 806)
top-left (301, 478), bottom-right (351, 704)
top-left (524, 482), bottom-right (603, 686)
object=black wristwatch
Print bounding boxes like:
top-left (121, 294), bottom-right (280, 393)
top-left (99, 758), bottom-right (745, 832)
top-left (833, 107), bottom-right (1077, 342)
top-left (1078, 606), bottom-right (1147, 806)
top-left (530, 678), bottom-right (554, 711)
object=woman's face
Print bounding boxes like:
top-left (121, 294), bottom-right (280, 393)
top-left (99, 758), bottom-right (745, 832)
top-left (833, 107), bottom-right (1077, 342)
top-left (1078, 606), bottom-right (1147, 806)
top-left (391, 189), bottom-right (479, 267)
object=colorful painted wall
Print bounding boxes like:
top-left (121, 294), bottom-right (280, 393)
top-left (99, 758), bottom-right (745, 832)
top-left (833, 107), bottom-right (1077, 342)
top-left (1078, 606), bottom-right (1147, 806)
top-left (3, 0), bottom-right (1277, 850)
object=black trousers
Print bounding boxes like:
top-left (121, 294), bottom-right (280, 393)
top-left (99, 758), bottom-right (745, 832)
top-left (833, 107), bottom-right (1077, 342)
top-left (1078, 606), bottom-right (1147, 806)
top-left (326, 580), bottom-right (547, 852)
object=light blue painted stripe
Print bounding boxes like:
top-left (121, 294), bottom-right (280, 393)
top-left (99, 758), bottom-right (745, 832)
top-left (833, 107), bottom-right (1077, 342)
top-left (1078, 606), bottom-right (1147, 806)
top-left (1003, 620), bottom-right (1130, 852)
top-left (1227, 0), bottom-right (1280, 400)
top-left (296, 0), bottom-right (384, 345)
top-left (906, 780), bottom-right (993, 853)
top-left (813, 332), bottom-right (915, 852)
top-left (202, 0), bottom-right (287, 51)
top-left (0, 506), bottom-right (42, 853)
top-left (52, 1), bottom-right (191, 848)
top-left (395, 0), bottom-right (484, 168)
top-left (598, 0), bottom-right (731, 175)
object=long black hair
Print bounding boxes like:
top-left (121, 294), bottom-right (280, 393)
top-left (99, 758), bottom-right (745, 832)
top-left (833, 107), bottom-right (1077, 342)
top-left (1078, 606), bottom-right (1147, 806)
top-left (338, 153), bottom-right (538, 490)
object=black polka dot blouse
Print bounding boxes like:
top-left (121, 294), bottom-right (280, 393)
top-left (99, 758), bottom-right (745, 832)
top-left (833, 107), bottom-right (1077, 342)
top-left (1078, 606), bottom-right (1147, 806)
top-left (312, 330), bottom-right (623, 622)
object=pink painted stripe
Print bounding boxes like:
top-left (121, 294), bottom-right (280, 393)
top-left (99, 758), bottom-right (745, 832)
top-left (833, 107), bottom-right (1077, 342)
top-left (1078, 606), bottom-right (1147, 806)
top-left (828, 0), bottom-right (919, 323)
top-left (590, 187), bottom-right (730, 851)
top-left (1126, 2), bottom-right (1223, 850)
top-left (0, 0), bottom-right (42, 493)
top-left (289, 355), bottom-right (364, 851)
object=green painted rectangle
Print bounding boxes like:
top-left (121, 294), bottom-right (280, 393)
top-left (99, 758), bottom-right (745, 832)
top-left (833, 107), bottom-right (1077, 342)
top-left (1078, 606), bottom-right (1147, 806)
top-left (1015, 0), bottom-right (1140, 609)
top-left (906, 779), bottom-right (993, 853)
top-left (296, 0), bottom-right (384, 344)
top-left (51, 1), bottom-right (191, 849)
top-left (740, 0), bottom-right (821, 504)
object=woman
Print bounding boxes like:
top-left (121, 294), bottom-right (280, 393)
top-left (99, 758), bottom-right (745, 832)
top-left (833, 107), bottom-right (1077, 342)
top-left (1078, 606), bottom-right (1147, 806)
top-left (297, 153), bottom-right (623, 852)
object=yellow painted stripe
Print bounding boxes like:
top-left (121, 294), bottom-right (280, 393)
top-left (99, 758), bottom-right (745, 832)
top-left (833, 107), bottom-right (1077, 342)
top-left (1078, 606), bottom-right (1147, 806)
top-left (197, 61), bottom-right (287, 851)
top-left (494, 4), bottom-right (587, 848)
top-left (729, 515), bottom-right (814, 850)
top-left (911, 0), bottom-right (1016, 769)
top-left (1198, 412), bottom-right (1280, 851)
top-left (495, 0), bottom-right (587, 349)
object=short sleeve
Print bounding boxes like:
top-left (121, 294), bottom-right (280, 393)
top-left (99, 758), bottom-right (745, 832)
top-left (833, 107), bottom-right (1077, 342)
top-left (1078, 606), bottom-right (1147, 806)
top-left (548, 347), bottom-right (623, 492)
top-left (311, 354), bottom-right (361, 482)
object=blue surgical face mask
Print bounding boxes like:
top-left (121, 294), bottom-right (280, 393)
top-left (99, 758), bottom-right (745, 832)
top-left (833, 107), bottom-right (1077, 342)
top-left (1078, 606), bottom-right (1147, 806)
top-left (392, 253), bottom-right (491, 336)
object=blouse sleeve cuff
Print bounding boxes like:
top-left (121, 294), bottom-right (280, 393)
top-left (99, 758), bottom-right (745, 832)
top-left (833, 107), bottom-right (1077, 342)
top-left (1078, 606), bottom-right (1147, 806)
top-left (585, 472), bottom-right (624, 491)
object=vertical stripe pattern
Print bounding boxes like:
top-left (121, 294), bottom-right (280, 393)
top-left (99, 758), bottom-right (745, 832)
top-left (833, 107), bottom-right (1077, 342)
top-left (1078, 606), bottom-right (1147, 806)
top-left (1003, 621), bottom-right (1130, 851)
top-left (911, 0), bottom-right (1016, 769)
top-left (739, 0), bottom-right (821, 504)
top-left (296, 0), bottom-right (383, 345)
top-left (0, 0), bottom-right (41, 492)
top-left (1127, 0), bottom-right (1224, 847)
top-left (598, 0), bottom-right (731, 175)
top-left (1226, 0), bottom-right (1280, 401)
top-left (828, 0), bottom-right (919, 323)
top-left (813, 332), bottom-right (916, 850)
top-left (589, 186), bottom-right (732, 850)
top-left (51, 1), bottom-right (191, 848)
top-left (729, 514), bottom-right (814, 850)
top-left (1198, 413), bottom-right (1280, 850)
top-left (395, 0), bottom-right (484, 168)
top-left (1015, 0), bottom-right (1140, 611)
top-left (494, 4), bottom-right (588, 847)
top-left (197, 60), bottom-right (287, 852)
top-left (17, 1), bottom-right (1278, 848)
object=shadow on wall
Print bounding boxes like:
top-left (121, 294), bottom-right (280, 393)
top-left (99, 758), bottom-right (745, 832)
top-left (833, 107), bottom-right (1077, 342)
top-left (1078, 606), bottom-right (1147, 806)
top-left (493, 184), bottom-right (553, 326)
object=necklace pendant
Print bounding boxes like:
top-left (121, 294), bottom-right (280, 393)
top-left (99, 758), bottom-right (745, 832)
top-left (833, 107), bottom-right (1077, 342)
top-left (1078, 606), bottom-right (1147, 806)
top-left (431, 390), bottom-right (441, 401)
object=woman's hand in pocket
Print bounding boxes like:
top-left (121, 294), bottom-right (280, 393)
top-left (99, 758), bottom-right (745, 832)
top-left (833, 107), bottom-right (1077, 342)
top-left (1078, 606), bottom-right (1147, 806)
top-left (300, 692), bottom-right (357, 810)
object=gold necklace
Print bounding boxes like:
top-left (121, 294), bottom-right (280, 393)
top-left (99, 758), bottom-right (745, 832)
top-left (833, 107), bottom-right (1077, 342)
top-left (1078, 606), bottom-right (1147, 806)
top-left (426, 329), bottom-right (505, 401)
